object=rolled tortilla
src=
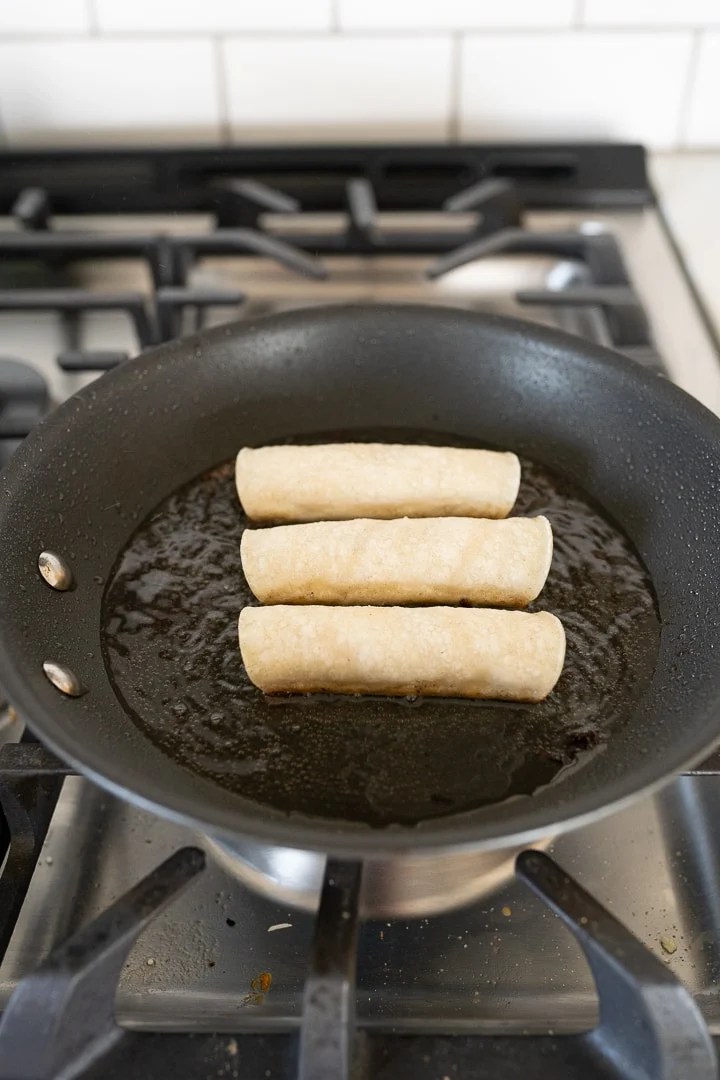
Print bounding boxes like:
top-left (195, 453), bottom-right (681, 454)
top-left (236, 443), bottom-right (520, 522)
top-left (241, 516), bottom-right (553, 607)
top-left (238, 606), bottom-right (565, 701)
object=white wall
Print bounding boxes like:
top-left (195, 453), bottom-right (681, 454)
top-left (0, 0), bottom-right (718, 149)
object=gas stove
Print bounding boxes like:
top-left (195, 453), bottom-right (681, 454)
top-left (1, 144), bottom-right (720, 1080)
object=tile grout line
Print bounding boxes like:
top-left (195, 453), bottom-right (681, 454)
top-left (675, 28), bottom-right (703, 149)
top-left (213, 36), bottom-right (232, 145)
top-left (574, 0), bottom-right (585, 29)
top-left (0, 26), bottom-right (711, 43)
top-left (86, 0), bottom-right (99, 34)
top-left (448, 33), bottom-right (462, 144)
top-left (330, 0), bottom-right (341, 33)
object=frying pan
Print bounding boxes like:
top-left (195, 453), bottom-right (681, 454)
top-left (1, 303), bottom-right (720, 860)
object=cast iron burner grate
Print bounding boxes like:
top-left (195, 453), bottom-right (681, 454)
top-left (0, 740), bottom-right (718, 1080)
top-left (0, 143), bottom-right (657, 374)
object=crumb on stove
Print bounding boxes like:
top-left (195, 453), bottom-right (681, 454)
top-left (501, 906), bottom-right (512, 917)
top-left (238, 970), bottom-right (274, 1008)
top-left (661, 936), bottom-right (678, 955)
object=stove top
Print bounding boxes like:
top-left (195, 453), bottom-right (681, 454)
top-left (1, 143), bottom-right (720, 1080)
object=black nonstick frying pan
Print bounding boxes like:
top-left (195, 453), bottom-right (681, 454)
top-left (1, 303), bottom-right (720, 857)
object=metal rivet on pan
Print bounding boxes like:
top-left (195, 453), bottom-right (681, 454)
top-left (42, 661), bottom-right (84, 697)
top-left (38, 551), bottom-right (74, 591)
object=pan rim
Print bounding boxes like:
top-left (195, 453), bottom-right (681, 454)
top-left (2, 303), bottom-right (720, 855)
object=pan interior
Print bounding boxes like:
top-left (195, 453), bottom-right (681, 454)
top-left (100, 431), bottom-right (660, 828)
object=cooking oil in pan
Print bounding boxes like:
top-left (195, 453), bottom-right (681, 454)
top-left (101, 440), bottom-right (660, 827)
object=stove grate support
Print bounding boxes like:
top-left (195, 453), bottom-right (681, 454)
top-left (0, 846), bottom-right (205, 1080)
top-left (298, 857), bottom-right (363, 1080)
top-left (0, 800), bottom-right (716, 1080)
top-left (0, 740), bottom-right (73, 963)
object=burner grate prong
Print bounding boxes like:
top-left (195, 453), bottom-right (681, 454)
top-left (0, 232), bottom-right (175, 288)
top-left (517, 285), bottom-right (651, 348)
top-left (0, 742), bottom-right (74, 963)
top-left (214, 177), bottom-right (301, 227)
top-left (443, 176), bottom-right (516, 213)
top-left (57, 350), bottom-right (129, 371)
top-left (517, 849), bottom-right (717, 1080)
top-left (298, 858), bottom-right (363, 1080)
top-left (169, 228), bottom-right (329, 284)
top-left (0, 846), bottom-right (205, 1080)
top-left (155, 286), bottom-right (246, 341)
top-left (425, 227), bottom-right (587, 279)
top-left (11, 187), bottom-right (51, 231)
top-left (217, 177), bottom-right (300, 213)
top-left (0, 288), bottom-right (157, 348)
top-left (347, 178), bottom-right (379, 247)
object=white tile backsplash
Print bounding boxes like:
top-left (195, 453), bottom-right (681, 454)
top-left (94, 0), bottom-right (333, 33)
top-left (338, 0), bottom-right (576, 30)
top-left (0, 0), bottom-right (90, 35)
top-left (460, 31), bottom-right (693, 149)
top-left (222, 35), bottom-right (453, 142)
top-left (582, 0), bottom-right (720, 27)
top-left (0, 39), bottom-right (220, 145)
top-left (684, 32), bottom-right (720, 146)
top-left (0, 2), bottom-right (719, 148)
